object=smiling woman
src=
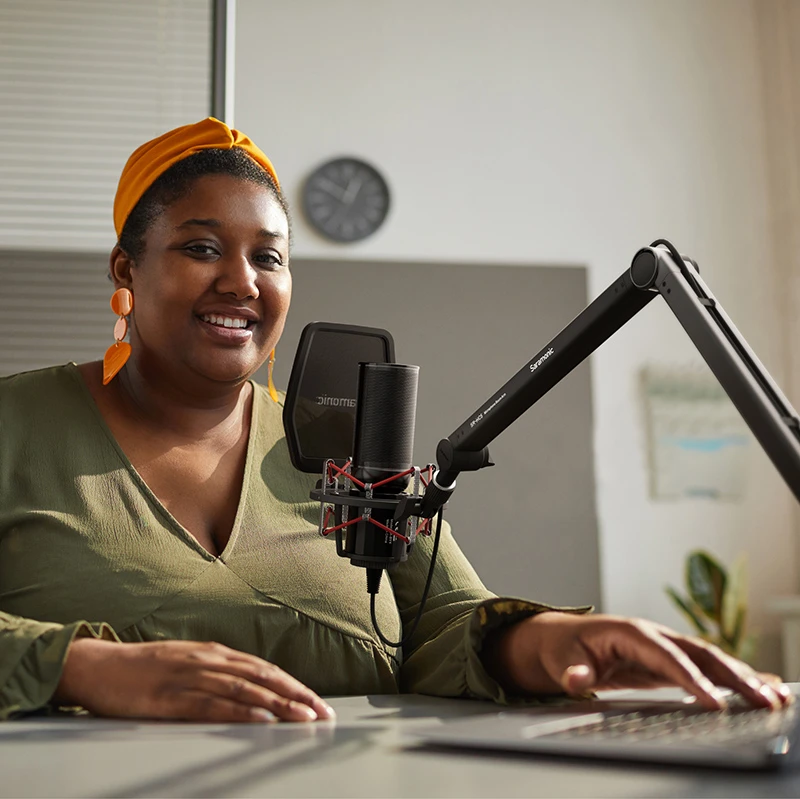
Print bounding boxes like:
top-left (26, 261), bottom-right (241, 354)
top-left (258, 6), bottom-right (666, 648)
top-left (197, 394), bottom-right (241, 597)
top-left (108, 172), bottom-right (291, 388)
top-left (0, 118), bottom-right (791, 726)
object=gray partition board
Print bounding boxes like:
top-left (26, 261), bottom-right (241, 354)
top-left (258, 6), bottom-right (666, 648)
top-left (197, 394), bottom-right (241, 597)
top-left (0, 250), bottom-right (112, 376)
top-left (265, 259), bottom-right (600, 609)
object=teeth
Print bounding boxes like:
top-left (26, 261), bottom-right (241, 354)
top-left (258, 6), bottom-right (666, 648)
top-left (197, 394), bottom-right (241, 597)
top-left (201, 314), bottom-right (250, 329)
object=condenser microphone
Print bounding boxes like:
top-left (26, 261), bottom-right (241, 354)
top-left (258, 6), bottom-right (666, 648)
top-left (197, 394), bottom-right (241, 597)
top-left (284, 321), bottom-right (430, 569)
top-left (342, 362), bottom-right (420, 570)
top-left (285, 322), bottom-right (444, 646)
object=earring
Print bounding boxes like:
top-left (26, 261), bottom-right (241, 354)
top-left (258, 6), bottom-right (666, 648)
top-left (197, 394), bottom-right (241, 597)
top-left (103, 288), bottom-right (133, 385)
top-left (267, 348), bottom-right (279, 403)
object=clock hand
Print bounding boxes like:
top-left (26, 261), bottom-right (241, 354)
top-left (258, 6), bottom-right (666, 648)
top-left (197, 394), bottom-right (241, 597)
top-left (326, 178), bottom-right (363, 234)
top-left (315, 176), bottom-right (347, 201)
top-left (342, 177), bottom-right (363, 205)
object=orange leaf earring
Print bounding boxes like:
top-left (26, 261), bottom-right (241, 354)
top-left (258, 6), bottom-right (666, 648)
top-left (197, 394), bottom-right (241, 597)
top-left (267, 348), bottom-right (279, 403)
top-left (103, 288), bottom-right (133, 385)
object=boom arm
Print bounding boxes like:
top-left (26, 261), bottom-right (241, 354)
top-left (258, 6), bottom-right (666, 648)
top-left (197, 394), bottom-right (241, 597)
top-left (418, 241), bottom-right (800, 516)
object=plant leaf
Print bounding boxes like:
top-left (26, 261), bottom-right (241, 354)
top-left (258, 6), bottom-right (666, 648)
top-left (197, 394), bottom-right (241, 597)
top-left (738, 633), bottom-right (757, 666)
top-left (686, 550), bottom-right (727, 623)
top-left (730, 605), bottom-right (747, 653)
top-left (721, 553), bottom-right (748, 641)
top-left (665, 586), bottom-right (710, 635)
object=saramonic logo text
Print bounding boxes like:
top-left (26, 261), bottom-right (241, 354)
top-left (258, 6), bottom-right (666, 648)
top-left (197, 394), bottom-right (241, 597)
top-left (529, 348), bottom-right (555, 372)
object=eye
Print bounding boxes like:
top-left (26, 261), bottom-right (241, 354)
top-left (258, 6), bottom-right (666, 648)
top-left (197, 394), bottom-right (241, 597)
top-left (253, 250), bottom-right (284, 268)
top-left (183, 243), bottom-right (220, 258)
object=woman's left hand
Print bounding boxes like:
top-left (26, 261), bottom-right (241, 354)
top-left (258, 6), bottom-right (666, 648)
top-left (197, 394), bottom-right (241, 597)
top-left (486, 611), bottom-right (794, 710)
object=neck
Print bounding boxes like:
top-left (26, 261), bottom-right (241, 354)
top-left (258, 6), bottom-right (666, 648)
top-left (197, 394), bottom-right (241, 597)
top-left (113, 359), bottom-right (252, 441)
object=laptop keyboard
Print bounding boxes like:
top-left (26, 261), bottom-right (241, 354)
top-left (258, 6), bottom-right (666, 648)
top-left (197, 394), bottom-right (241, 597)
top-left (543, 704), bottom-right (798, 747)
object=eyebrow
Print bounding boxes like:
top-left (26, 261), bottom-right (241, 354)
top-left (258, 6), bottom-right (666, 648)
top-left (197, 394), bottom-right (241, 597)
top-left (175, 218), bottom-right (286, 239)
top-left (175, 218), bottom-right (221, 230)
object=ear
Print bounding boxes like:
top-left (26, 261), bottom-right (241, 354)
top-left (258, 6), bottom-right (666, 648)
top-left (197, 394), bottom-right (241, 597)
top-left (108, 245), bottom-right (136, 290)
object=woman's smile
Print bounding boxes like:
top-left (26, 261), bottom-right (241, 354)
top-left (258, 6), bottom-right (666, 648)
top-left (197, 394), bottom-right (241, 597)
top-left (196, 313), bottom-right (256, 344)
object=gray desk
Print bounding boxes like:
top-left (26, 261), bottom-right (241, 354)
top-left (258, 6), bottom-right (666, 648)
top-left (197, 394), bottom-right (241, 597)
top-left (1, 693), bottom-right (798, 799)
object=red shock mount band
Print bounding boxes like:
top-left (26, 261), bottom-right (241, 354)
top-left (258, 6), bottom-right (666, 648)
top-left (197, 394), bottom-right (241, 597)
top-left (318, 460), bottom-right (435, 542)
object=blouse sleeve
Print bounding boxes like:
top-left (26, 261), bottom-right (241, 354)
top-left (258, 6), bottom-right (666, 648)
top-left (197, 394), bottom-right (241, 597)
top-left (0, 611), bottom-right (119, 720)
top-left (388, 518), bottom-right (592, 704)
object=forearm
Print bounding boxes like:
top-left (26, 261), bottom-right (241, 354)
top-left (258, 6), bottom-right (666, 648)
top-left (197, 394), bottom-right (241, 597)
top-left (0, 611), bottom-right (119, 719)
top-left (480, 611), bottom-right (569, 696)
top-left (51, 637), bottom-right (119, 706)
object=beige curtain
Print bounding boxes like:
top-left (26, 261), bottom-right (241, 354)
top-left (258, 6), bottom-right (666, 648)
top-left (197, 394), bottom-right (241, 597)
top-left (755, 0), bottom-right (800, 545)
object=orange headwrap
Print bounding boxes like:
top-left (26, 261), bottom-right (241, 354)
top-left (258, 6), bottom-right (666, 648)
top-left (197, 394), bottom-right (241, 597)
top-left (113, 117), bottom-right (280, 237)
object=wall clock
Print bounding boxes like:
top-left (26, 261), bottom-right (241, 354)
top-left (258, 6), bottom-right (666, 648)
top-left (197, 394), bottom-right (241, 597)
top-left (302, 157), bottom-right (390, 243)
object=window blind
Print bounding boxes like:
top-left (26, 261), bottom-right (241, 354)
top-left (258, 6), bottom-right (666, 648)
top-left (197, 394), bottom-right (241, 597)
top-left (0, 0), bottom-right (211, 377)
top-left (0, 0), bottom-right (211, 253)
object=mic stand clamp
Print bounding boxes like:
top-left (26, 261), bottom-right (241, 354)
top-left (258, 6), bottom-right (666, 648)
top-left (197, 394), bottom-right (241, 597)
top-left (311, 459), bottom-right (441, 570)
top-left (417, 439), bottom-right (494, 519)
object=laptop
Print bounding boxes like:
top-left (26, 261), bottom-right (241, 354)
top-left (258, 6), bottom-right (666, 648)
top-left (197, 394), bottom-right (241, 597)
top-left (412, 688), bottom-right (800, 770)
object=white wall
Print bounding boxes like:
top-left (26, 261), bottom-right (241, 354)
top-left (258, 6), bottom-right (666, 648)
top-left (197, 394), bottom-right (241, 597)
top-left (235, 0), bottom-right (797, 669)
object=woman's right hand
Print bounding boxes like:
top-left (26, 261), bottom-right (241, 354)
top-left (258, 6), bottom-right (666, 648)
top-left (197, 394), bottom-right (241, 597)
top-left (53, 638), bottom-right (336, 723)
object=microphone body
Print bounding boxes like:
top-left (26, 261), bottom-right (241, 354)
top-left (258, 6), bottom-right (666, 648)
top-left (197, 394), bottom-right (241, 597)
top-left (343, 363), bottom-right (419, 569)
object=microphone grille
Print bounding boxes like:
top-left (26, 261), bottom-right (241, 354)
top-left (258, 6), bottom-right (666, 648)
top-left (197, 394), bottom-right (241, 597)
top-left (353, 363), bottom-right (419, 486)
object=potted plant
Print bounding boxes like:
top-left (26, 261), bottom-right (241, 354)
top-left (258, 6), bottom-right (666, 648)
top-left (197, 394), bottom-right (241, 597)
top-left (666, 550), bottom-right (756, 663)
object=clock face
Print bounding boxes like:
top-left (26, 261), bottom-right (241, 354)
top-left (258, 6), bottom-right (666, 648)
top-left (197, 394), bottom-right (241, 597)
top-left (302, 157), bottom-right (390, 243)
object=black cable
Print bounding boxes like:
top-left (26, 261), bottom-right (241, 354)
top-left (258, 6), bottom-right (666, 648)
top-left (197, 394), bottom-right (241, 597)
top-left (368, 508), bottom-right (445, 649)
top-left (650, 238), bottom-right (705, 297)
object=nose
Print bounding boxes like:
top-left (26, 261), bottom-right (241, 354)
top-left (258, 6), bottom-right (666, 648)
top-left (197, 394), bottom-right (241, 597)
top-left (214, 251), bottom-right (260, 300)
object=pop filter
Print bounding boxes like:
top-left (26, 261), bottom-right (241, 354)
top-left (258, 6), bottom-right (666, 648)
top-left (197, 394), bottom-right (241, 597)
top-left (282, 321), bottom-right (396, 473)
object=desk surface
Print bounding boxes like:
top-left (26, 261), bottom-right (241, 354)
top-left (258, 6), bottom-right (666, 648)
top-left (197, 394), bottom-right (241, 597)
top-left (1, 692), bottom-right (799, 799)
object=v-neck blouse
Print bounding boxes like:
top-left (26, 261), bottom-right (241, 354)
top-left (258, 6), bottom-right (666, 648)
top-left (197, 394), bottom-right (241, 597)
top-left (0, 364), bottom-right (579, 718)
top-left (79, 364), bottom-right (259, 562)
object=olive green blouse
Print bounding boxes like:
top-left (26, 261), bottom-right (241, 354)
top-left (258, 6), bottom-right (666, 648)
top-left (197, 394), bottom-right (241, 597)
top-left (0, 364), bottom-right (577, 719)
